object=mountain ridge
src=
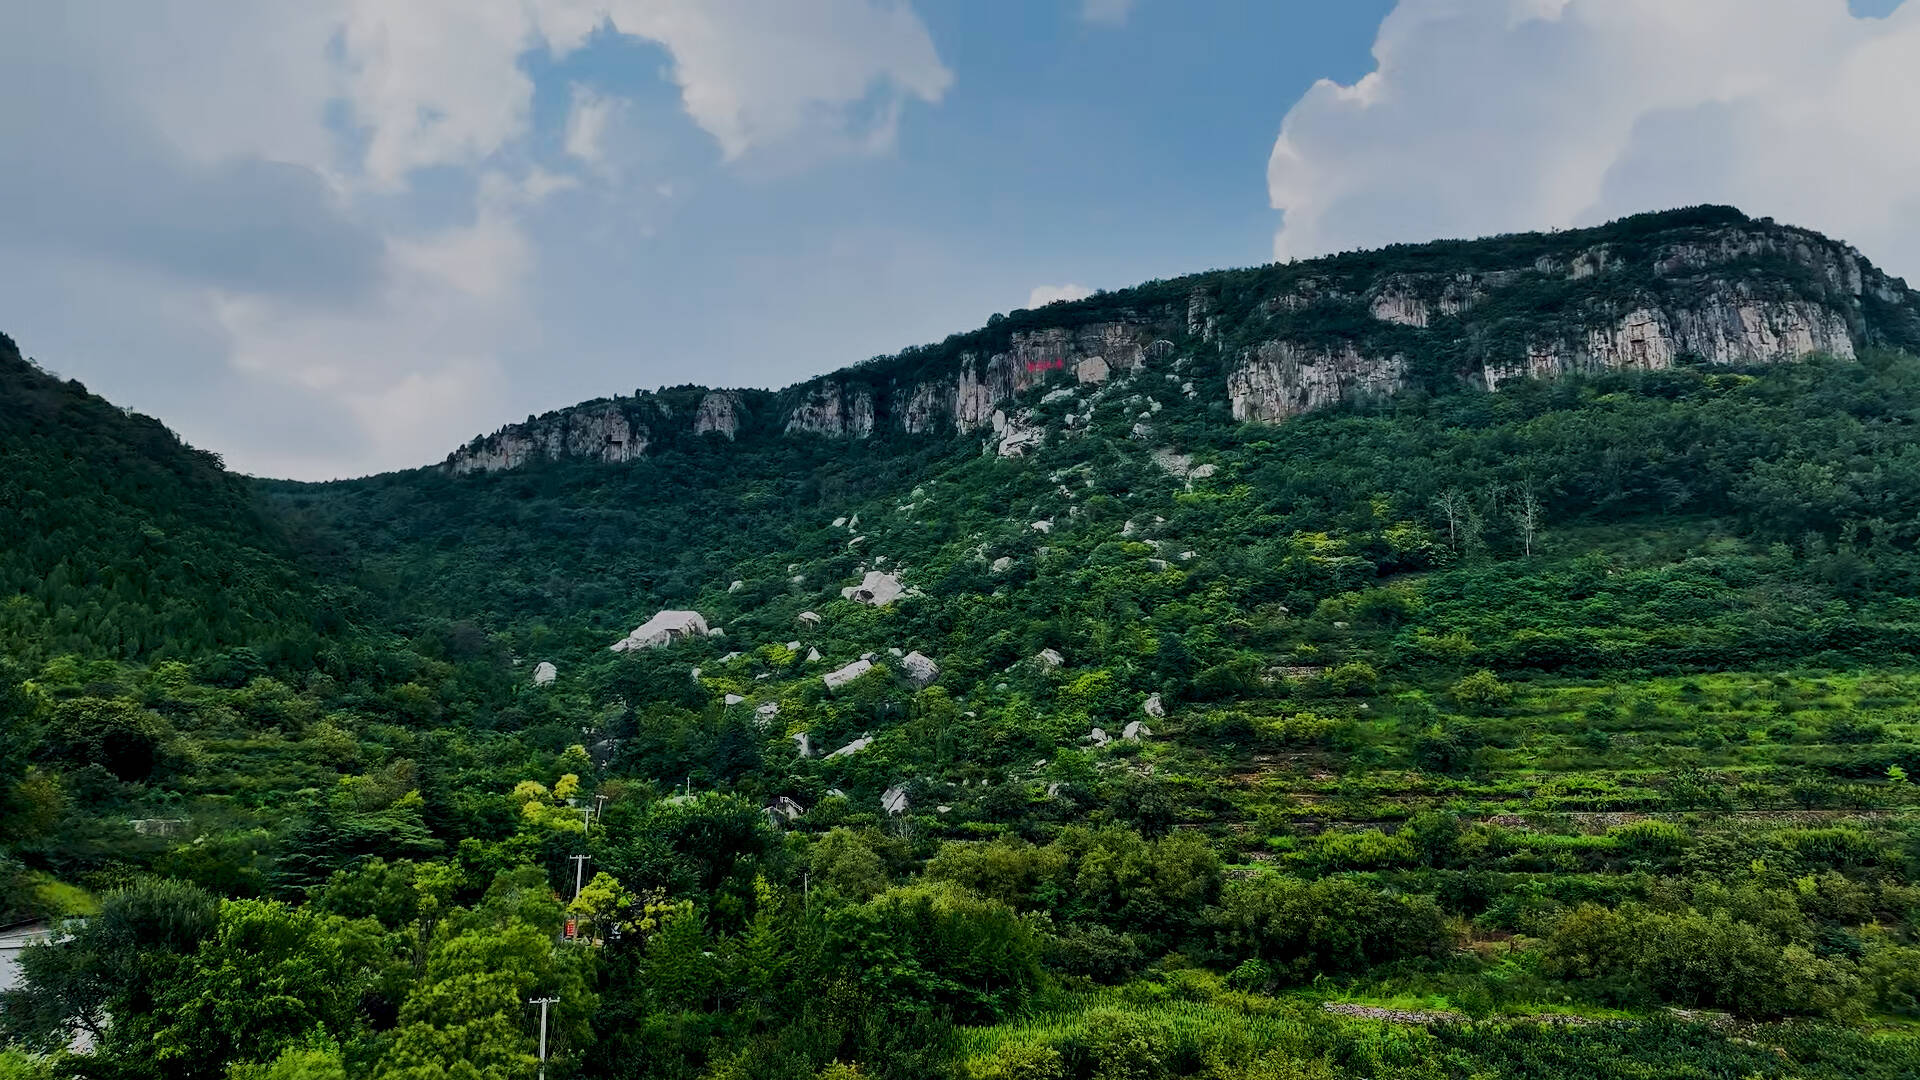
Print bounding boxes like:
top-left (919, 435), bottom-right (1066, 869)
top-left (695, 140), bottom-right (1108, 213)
top-left (443, 205), bottom-right (1920, 474)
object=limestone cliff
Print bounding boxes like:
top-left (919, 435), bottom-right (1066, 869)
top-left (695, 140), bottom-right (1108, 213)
top-left (442, 207), bottom-right (1920, 473)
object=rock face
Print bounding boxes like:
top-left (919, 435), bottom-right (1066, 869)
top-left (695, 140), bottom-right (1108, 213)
top-left (694, 392), bottom-right (740, 438)
top-left (609, 610), bottom-right (710, 652)
top-left (1228, 342), bottom-right (1409, 422)
top-left (441, 209), bottom-right (1920, 473)
top-left (1479, 294), bottom-right (1858, 390)
top-left (532, 661), bottom-right (557, 687)
top-left (448, 401), bottom-right (647, 474)
top-left (785, 380), bottom-right (875, 437)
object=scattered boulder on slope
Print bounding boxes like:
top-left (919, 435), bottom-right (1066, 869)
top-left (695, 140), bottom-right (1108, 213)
top-left (532, 661), bottom-right (557, 687)
top-left (881, 785), bottom-right (910, 815)
top-left (841, 571), bottom-right (904, 607)
top-left (827, 734), bottom-right (874, 758)
top-left (610, 610), bottom-right (710, 652)
top-left (822, 658), bottom-right (873, 689)
top-left (902, 651), bottom-right (939, 687)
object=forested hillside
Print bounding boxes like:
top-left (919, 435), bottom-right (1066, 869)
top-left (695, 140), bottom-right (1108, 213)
top-left (0, 336), bottom-right (332, 664)
top-left (7, 212), bottom-right (1920, 1080)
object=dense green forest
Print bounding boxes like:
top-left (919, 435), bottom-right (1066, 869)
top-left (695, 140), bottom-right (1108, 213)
top-left (8, 216), bottom-right (1920, 1079)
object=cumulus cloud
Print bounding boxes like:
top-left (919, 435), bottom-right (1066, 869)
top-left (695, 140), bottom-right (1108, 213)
top-left (1080, 0), bottom-right (1136, 27)
top-left (336, 0), bottom-right (953, 174)
top-left (584, 0), bottom-right (953, 160)
top-left (1268, 0), bottom-right (1920, 280)
top-left (1028, 283), bottom-right (1096, 308)
top-left (0, 0), bottom-right (951, 478)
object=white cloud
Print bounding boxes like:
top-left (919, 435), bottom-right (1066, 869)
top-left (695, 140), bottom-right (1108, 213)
top-left (1268, 0), bottom-right (1920, 281)
top-left (596, 0), bottom-right (952, 160)
top-left (1080, 0), bottom-right (1136, 27)
top-left (0, 0), bottom-right (951, 478)
top-left (1028, 283), bottom-right (1095, 308)
top-left (209, 188), bottom-right (534, 477)
top-left (332, 0), bottom-right (952, 175)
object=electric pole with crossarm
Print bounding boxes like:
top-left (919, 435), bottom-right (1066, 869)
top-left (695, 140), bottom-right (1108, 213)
top-left (570, 853), bottom-right (590, 899)
top-left (528, 996), bottom-right (559, 1080)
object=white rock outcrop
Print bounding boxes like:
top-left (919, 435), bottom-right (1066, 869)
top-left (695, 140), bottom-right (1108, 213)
top-left (693, 391), bottom-right (740, 438)
top-left (610, 610), bottom-right (710, 652)
top-left (532, 661), bottom-right (557, 687)
top-left (902, 651), bottom-right (939, 687)
top-left (1123, 720), bottom-right (1153, 741)
top-left (785, 380), bottom-right (875, 437)
top-left (991, 409), bottom-right (1046, 457)
top-left (827, 734), bottom-right (874, 758)
top-left (822, 659), bottom-right (873, 690)
top-left (797, 611), bottom-right (821, 626)
top-left (1035, 648), bottom-right (1064, 670)
top-left (724, 694), bottom-right (745, 706)
top-left (1228, 342), bottom-right (1410, 423)
top-left (1143, 693), bottom-right (1165, 718)
top-left (842, 571), bottom-right (904, 607)
top-left (991, 556), bottom-right (1013, 572)
top-left (881, 785), bottom-right (910, 815)
top-left (446, 401), bottom-right (646, 475)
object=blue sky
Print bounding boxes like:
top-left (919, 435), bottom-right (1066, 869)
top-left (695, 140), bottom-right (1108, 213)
top-left (0, 0), bottom-right (1914, 479)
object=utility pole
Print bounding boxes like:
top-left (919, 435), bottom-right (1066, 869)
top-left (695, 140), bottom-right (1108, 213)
top-left (528, 996), bottom-right (558, 1080)
top-left (593, 794), bottom-right (608, 825)
top-left (576, 806), bottom-right (594, 832)
top-left (570, 854), bottom-right (590, 899)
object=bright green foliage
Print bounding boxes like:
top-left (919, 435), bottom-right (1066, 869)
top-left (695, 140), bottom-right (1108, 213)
top-left (818, 883), bottom-right (1042, 1025)
top-left (151, 899), bottom-right (382, 1073)
top-left (225, 1041), bottom-right (348, 1080)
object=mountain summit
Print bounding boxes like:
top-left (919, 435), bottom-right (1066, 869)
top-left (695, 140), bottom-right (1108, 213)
top-left (445, 206), bottom-right (1920, 474)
